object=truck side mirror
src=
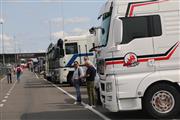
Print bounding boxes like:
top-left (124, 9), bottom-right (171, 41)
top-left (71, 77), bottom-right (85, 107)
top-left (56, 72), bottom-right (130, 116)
top-left (59, 48), bottom-right (64, 58)
top-left (101, 28), bottom-right (105, 34)
top-left (113, 18), bottom-right (123, 45)
top-left (55, 47), bottom-right (60, 58)
top-left (89, 27), bottom-right (95, 34)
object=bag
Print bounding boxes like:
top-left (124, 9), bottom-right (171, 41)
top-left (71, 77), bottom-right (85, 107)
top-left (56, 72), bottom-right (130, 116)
top-left (17, 67), bottom-right (21, 73)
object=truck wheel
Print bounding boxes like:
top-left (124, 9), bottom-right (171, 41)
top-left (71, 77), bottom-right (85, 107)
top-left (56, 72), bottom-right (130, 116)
top-left (144, 83), bottom-right (180, 118)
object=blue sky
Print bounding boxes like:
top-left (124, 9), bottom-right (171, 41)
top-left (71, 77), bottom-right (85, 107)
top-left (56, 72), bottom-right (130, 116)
top-left (0, 0), bottom-right (104, 53)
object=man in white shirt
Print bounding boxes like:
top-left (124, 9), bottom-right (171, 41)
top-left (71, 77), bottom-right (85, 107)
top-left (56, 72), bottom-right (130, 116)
top-left (72, 61), bottom-right (84, 104)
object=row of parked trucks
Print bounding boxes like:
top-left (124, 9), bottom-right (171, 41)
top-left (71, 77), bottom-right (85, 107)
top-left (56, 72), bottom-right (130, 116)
top-left (45, 0), bottom-right (180, 118)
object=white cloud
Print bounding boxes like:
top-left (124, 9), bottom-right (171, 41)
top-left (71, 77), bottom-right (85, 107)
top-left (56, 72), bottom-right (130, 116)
top-left (52, 31), bottom-right (69, 39)
top-left (51, 17), bottom-right (90, 25)
top-left (38, 49), bottom-right (46, 53)
top-left (71, 28), bottom-right (89, 35)
top-left (52, 28), bottom-right (90, 39)
top-left (0, 34), bottom-right (15, 53)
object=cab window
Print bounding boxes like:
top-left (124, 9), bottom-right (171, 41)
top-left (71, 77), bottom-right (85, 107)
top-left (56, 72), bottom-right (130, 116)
top-left (65, 43), bottom-right (78, 55)
top-left (120, 15), bottom-right (162, 44)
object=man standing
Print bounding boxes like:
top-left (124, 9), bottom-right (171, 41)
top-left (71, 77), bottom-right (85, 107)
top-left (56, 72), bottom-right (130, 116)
top-left (72, 61), bottom-right (84, 105)
top-left (84, 61), bottom-right (96, 107)
top-left (6, 67), bottom-right (12, 84)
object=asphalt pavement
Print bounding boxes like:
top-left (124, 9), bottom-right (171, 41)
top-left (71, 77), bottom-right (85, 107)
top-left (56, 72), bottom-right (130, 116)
top-left (0, 70), bottom-right (102, 120)
top-left (0, 70), bottom-right (180, 120)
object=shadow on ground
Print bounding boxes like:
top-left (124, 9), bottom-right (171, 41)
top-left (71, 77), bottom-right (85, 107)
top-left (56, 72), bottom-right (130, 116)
top-left (24, 80), bottom-right (56, 88)
top-left (21, 110), bottom-right (102, 120)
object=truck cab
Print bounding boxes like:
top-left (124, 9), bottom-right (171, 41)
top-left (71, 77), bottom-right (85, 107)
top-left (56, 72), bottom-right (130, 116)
top-left (59, 35), bottom-right (95, 84)
top-left (96, 0), bottom-right (180, 118)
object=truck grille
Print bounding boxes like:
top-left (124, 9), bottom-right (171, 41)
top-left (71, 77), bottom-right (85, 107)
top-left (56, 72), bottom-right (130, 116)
top-left (97, 59), bottom-right (106, 75)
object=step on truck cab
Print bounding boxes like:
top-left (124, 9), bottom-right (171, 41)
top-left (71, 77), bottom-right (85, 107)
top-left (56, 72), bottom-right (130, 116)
top-left (95, 0), bottom-right (180, 118)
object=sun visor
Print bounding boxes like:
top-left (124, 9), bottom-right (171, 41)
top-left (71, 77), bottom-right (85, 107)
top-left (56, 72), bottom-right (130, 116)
top-left (98, 1), bottom-right (112, 19)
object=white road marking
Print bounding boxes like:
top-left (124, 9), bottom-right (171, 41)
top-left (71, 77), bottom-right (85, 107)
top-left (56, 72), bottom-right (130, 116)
top-left (2, 99), bottom-right (7, 103)
top-left (35, 73), bottom-right (39, 79)
top-left (4, 96), bottom-right (8, 99)
top-left (0, 80), bottom-right (17, 107)
top-left (0, 104), bottom-right (4, 107)
top-left (43, 78), bottom-right (111, 120)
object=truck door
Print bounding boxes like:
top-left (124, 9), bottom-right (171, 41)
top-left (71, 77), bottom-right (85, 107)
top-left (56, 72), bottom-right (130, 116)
top-left (107, 15), bottom-right (162, 98)
top-left (111, 15), bottom-right (163, 74)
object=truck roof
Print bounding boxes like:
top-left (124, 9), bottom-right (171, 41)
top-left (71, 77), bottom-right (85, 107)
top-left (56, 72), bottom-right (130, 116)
top-left (63, 34), bottom-right (94, 42)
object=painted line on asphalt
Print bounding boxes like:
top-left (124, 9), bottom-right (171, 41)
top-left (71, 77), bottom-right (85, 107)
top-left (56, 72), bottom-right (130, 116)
top-left (35, 73), bottom-right (39, 79)
top-left (0, 104), bottom-right (4, 107)
top-left (0, 80), bottom-right (17, 107)
top-left (4, 96), bottom-right (8, 99)
top-left (1, 99), bottom-right (7, 103)
top-left (43, 78), bottom-right (111, 120)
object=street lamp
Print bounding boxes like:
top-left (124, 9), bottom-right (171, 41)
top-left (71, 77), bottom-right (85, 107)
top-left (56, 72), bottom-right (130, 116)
top-left (0, 18), bottom-right (5, 65)
top-left (49, 20), bottom-right (52, 42)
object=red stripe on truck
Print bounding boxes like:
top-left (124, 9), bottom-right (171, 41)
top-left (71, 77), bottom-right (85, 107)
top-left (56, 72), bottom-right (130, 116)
top-left (128, 0), bottom-right (169, 17)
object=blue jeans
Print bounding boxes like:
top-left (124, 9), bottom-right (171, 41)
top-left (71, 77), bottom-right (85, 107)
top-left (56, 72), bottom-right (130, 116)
top-left (74, 79), bottom-right (81, 102)
top-left (17, 73), bottom-right (21, 81)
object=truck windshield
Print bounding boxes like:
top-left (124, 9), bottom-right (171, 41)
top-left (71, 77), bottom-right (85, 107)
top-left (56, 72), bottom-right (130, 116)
top-left (65, 43), bottom-right (78, 55)
top-left (100, 12), bottom-right (111, 46)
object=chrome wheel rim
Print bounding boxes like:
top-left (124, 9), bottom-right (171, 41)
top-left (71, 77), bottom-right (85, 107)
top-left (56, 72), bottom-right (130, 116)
top-left (151, 90), bottom-right (175, 114)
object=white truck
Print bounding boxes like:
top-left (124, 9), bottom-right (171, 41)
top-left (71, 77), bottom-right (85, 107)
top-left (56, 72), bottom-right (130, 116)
top-left (94, 0), bottom-right (180, 118)
top-left (46, 35), bottom-right (95, 84)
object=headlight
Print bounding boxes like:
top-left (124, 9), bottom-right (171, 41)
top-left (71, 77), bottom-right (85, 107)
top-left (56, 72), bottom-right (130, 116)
top-left (106, 82), bottom-right (112, 92)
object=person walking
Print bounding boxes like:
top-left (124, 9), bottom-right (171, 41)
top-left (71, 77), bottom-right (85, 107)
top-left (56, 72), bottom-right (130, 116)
top-left (72, 61), bottom-right (84, 105)
top-left (16, 65), bottom-right (23, 83)
top-left (6, 67), bottom-right (12, 84)
top-left (84, 61), bottom-right (96, 107)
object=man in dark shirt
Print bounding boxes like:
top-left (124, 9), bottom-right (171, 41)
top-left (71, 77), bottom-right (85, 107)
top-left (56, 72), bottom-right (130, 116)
top-left (84, 61), bottom-right (96, 107)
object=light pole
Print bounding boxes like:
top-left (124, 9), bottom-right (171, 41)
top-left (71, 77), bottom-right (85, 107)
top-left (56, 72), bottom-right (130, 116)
top-left (14, 35), bottom-right (17, 63)
top-left (49, 20), bottom-right (52, 42)
top-left (0, 18), bottom-right (5, 65)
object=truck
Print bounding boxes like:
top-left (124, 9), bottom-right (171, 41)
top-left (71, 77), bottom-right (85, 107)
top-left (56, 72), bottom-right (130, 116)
top-left (45, 43), bottom-right (55, 81)
top-left (46, 35), bottom-right (95, 84)
top-left (20, 58), bottom-right (27, 68)
top-left (94, 0), bottom-right (180, 118)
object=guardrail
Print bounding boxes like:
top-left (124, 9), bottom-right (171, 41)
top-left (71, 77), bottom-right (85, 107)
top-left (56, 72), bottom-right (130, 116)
top-left (0, 65), bottom-right (7, 77)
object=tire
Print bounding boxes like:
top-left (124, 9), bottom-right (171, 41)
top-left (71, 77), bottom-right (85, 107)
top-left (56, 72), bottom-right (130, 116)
top-left (143, 83), bottom-right (180, 118)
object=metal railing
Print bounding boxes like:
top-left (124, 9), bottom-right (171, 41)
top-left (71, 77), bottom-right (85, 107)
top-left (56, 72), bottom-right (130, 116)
top-left (0, 64), bottom-right (7, 77)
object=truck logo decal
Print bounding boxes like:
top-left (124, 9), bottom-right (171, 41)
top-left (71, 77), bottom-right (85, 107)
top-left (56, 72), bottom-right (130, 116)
top-left (123, 52), bottom-right (139, 67)
top-left (105, 42), bottom-right (179, 65)
top-left (126, 0), bottom-right (169, 17)
top-left (66, 53), bottom-right (94, 67)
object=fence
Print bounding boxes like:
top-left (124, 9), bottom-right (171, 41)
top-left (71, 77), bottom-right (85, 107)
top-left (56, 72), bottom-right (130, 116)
top-left (0, 64), bottom-right (7, 78)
